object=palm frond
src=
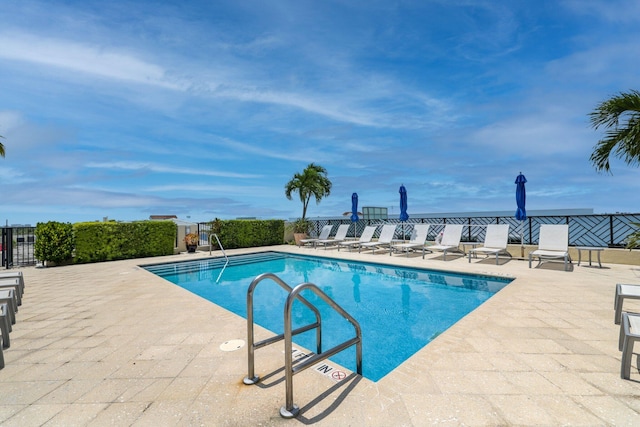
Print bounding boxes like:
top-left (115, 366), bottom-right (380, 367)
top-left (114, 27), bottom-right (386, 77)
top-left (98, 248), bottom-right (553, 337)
top-left (589, 90), bottom-right (640, 173)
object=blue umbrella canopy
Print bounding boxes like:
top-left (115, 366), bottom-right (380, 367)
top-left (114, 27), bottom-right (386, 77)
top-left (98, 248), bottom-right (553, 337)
top-left (515, 173), bottom-right (527, 221)
top-left (399, 185), bottom-right (409, 221)
top-left (351, 193), bottom-right (359, 222)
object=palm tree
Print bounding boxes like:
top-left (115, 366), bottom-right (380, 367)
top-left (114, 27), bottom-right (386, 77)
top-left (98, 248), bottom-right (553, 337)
top-left (590, 90), bottom-right (640, 248)
top-left (0, 135), bottom-right (5, 158)
top-left (285, 163), bottom-right (332, 220)
top-left (589, 89), bottom-right (640, 173)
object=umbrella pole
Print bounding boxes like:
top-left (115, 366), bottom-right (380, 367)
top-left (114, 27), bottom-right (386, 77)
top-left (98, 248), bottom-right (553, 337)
top-left (520, 220), bottom-right (524, 258)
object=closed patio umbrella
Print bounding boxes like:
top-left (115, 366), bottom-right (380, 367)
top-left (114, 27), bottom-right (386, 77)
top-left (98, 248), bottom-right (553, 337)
top-left (399, 184), bottom-right (409, 241)
top-left (351, 193), bottom-right (359, 238)
top-left (515, 173), bottom-right (527, 258)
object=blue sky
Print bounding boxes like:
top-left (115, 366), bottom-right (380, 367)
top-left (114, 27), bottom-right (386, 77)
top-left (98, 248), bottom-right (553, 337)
top-left (1, 0), bottom-right (640, 225)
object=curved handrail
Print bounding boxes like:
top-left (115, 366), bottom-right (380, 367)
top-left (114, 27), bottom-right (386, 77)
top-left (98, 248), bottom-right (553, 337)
top-left (243, 273), bottom-right (322, 385)
top-left (209, 233), bottom-right (228, 282)
top-left (281, 282), bottom-right (362, 418)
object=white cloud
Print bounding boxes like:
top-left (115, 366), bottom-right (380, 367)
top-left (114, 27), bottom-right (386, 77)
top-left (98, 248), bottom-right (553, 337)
top-left (0, 111), bottom-right (25, 131)
top-left (143, 183), bottom-right (277, 195)
top-left (0, 28), bottom-right (452, 130)
top-left (0, 166), bottom-right (33, 183)
top-left (561, 0), bottom-right (640, 23)
top-left (0, 31), bottom-right (187, 90)
top-left (85, 161), bottom-right (261, 179)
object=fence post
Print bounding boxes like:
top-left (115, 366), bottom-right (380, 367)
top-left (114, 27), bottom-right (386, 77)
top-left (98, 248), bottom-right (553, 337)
top-left (610, 215), bottom-right (614, 247)
top-left (1, 227), bottom-right (14, 269)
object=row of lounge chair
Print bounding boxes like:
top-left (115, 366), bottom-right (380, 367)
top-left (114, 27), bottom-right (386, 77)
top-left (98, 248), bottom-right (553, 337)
top-left (0, 271), bottom-right (25, 369)
top-left (299, 223), bottom-right (573, 269)
top-left (613, 284), bottom-right (640, 379)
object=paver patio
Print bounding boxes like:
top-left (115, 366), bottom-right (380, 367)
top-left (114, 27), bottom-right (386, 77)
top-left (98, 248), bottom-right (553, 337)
top-left (1, 245), bottom-right (640, 426)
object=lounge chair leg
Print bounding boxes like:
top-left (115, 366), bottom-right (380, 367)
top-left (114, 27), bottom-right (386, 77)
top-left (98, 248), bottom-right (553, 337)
top-left (0, 304), bottom-right (9, 349)
top-left (620, 313), bottom-right (640, 379)
top-left (621, 338), bottom-right (633, 379)
top-left (616, 300), bottom-right (624, 325)
top-left (615, 284), bottom-right (626, 325)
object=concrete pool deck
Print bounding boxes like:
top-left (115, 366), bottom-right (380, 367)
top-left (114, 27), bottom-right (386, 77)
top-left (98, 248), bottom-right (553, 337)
top-left (1, 245), bottom-right (640, 426)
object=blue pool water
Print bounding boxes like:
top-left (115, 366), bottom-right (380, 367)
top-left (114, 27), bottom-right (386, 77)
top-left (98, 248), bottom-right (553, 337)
top-left (144, 252), bottom-right (512, 381)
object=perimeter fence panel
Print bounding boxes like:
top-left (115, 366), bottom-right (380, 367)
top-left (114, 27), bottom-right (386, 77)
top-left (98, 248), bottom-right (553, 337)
top-left (1, 226), bottom-right (36, 268)
top-left (609, 214), bottom-right (640, 247)
top-left (197, 223), bottom-right (211, 246)
top-left (568, 216), bottom-right (608, 247)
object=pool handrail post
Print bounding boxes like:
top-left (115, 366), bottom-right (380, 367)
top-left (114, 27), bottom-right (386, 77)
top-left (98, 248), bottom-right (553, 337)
top-left (243, 273), bottom-right (322, 386)
top-left (280, 282), bottom-right (362, 419)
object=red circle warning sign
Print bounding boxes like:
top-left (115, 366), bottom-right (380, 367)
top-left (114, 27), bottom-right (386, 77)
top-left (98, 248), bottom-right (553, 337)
top-left (331, 370), bottom-right (347, 381)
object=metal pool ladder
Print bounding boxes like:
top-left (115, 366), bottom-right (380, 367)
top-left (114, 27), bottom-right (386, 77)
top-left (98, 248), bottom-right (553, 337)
top-left (209, 233), bottom-right (228, 283)
top-left (243, 272), bottom-right (362, 419)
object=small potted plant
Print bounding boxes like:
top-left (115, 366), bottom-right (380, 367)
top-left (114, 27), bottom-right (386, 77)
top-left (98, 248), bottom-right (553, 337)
top-left (184, 233), bottom-right (199, 253)
top-left (290, 218), bottom-right (311, 246)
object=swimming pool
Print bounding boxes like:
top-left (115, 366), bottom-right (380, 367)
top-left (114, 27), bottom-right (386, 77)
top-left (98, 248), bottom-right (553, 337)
top-left (144, 252), bottom-right (512, 382)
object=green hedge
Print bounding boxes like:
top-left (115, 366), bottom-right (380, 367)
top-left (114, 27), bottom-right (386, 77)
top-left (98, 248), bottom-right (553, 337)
top-left (34, 218), bottom-right (283, 266)
top-left (73, 221), bottom-right (175, 264)
top-left (34, 221), bottom-right (75, 265)
top-left (214, 219), bottom-right (284, 249)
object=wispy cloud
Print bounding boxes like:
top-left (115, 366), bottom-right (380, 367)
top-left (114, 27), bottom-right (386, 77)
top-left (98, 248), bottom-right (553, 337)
top-left (0, 32), bottom-right (187, 90)
top-left (85, 161), bottom-right (261, 179)
top-left (0, 28), bottom-right (452, 130)
top-left (561, 0), bottom-right (640, 23)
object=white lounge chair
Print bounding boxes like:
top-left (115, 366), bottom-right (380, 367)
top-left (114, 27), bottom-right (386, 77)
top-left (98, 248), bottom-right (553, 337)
top-left (339, 226), bottom-right (377, 251)
top-left (359, 224), bottom-right (397, 255)
top-left (0, 289), bottom-right (16, 325)
top-left (619, 312), bottom-right (640, 379)
top-left (615, 283), bottom-right (640, 324)
top-left (392, 224), bottom-right (431, 257)
top-left (0, 272), bottom-right (24, 295)
top-left (468, 224), bottom-right (511, 264)
top-left (299, 225), bottom-right (332, 247)
top-left (528, 224), bottom-right (572, 271)
top-left (0, 302), bottom-right (10, 348)
top-left (0, 278), bottom-right (22, 306)
top-left (429, 224), bottom-right (464, 260)
top-left (316, 224), bottom-right (350, 249)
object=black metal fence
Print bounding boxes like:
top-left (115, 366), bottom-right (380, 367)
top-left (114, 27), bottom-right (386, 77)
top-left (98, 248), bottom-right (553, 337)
top-left (303, 213), bottom-right (640, 248)
top-left (1, 226), bottom-right (37, 269)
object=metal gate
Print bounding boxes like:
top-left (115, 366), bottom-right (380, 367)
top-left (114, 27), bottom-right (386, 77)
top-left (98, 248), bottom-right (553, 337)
top-left (1, 226), bottom-right (37, 269)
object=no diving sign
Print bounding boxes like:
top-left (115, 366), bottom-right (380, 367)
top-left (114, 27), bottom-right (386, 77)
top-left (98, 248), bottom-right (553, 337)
top-left (331, 370), bottom-right (347, 381)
